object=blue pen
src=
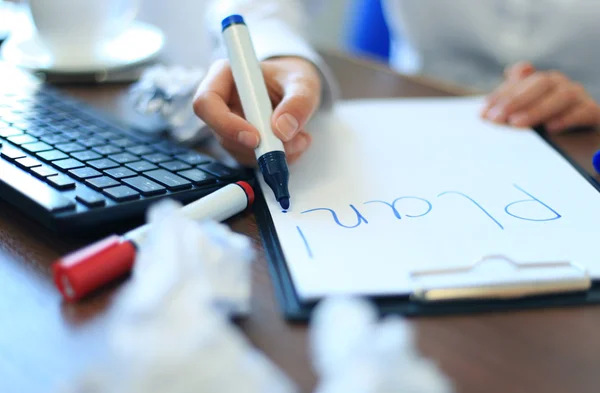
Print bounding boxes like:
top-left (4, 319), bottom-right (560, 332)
top-left (221, 15), bottom-right (291, 210)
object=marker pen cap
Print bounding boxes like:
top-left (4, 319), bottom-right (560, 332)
top-left (593, 150), bottom-right (600, 174)
top-left (52, 235), bottom-right (136, 302)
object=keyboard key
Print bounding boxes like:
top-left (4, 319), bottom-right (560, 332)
top-left (68, 167), bottom-right (102, 180)
top-left (25, 126), bottom-right (53, 137)
top-left (31, 165), bottom-right (58, 179)
top-left (159, 160), bottom-right (191, 172)
top-left (8, 134), bottom-right (37, 145)
top-left (123, 176), bottom-right (166, 196)
top-left (60, 130), bottom-right (88, 140)
top-left (110, 152), bottom-right (138, 164)
top-left (21, 141), bottom-right (53, 153)
top-left (79, 137), bottom-right (105, 147)
top-left (0, 112), bottom-right (22, 124)
top-left (178, 168), bottom-right (215, 185)
top-left (175, 152), bottom-right (212, 165)
top-left (48, 114), bottom-right (70, 123)
top-left (9, 121), bottom-right (30, 130)
top-left (26, 119), bottom-right (52, 128)
top-left (55, 142), bottom-right (86, 153)
top-left (71, 150), bottom-right (101, 161)
top-left (102, 185), bottom-right (140, 202)
top-left (0, 160), bottom-right (75, 212)
top-left (36, 149), bottom-right (68, 162)
top-left (126, 145), bottom-right (153, 156)
top-left (66, 117), bottom-right (87, 127)
top-left (126, 160), bottom-right (158, 172)
top-left (92, 145), bottom-right (122, 155)
top-left (75, 188), bottom-right (106, 207)
top-left (0, 127), bottom-right (23, 138)
top-left (151, 141), bottom-right (186, 155)
top-left (1, 145), bottom-right (26, 161)
top-left (79, 124), bottom-right (102, 133)
top-left (85, 176), bottom-right (119, 190)
top-left (199, 162), bottom-right (236, 179)
top-left (96, 130), bottom-right (121, 140)
top-left (87, 158), bottom-right (119, 170)
top-left (52, 158), bottom-right (85, 170)
top-left (112, 138), bottom-right (136, 148)
top-left (51, 130), bottom-right (74, 141)
top-left (46, 174), bottom-right (76, 190)
top-left (104, 167), bottom-right (136, 179)
top-left (15, 156), bottom-right (42, 169)
top-left (144, 169), bottom-right (191, 191)
top-left (143, 153), bottom-right (170, 164)
top-left (40, 134), bottom-right (70, 145)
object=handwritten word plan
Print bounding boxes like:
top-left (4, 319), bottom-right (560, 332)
top-left (258, 97), bottom-right (600, 301)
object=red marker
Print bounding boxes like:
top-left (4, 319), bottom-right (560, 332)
top-left (52, 181), bottom-right (254, 302)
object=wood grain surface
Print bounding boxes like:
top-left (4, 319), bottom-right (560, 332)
top-left (1, 51), bottom-right (600, 393)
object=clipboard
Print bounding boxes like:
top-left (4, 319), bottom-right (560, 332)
top-left (252, 127), bottom-right (600, 321)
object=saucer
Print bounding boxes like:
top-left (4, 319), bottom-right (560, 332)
top-left (1, 21), bottom-right (165, 74)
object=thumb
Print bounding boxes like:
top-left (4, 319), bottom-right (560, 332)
top-left (504, 61), bottom-right (536, 82)
top-left (272, 80), bottom-right (321, 142)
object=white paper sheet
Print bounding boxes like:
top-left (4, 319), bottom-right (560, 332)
top-left (258, 97), bottom-right (600, 301)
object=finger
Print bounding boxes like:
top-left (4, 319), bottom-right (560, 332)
top-left (271, 74), bottom-right (321, 142)
top-left (218, 130), bottom-right (312, 167)
top-left (546, 99), bottom-right (600, 133)
top-left (193, 60), bottom-right (260, 149)
top-left (287, 151), bottom-right (305, 165)
top-left (507, 84), bottom-right (581, 127)
top-left (218, 137), bottom-right (258, 167)
top-left (484, 72), bottom-right (565, 123)
top-left (283, 130), bottom-right (312, 157)
top-left (495, 72), bottom-right (563, 117)
top-left (483, 62), bottom-right (536, 115)
top-left (482, 80), bottom-right (519, 115)
top-left (504, 61), bottom-right (536, 82)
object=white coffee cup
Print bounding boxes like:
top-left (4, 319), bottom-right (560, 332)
top-left (28, 0), bottom-right (141, 67)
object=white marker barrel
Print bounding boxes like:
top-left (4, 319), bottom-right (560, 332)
top-left (126, 182), bottom-right (253, 245)
top-left (222, 16), bottom-right (285, 159)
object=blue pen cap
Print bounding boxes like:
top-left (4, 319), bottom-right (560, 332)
top-left (222, 14), bottom-right (245, 31)
top-left (593, 150), bottom-right (600, 174)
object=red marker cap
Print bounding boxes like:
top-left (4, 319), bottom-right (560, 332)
top-left (53, 181), bottom-right (254, 302)
top-left (52, 235), bottom-right (136, 302)
top-left (235, 181), bottom-right (255, 207)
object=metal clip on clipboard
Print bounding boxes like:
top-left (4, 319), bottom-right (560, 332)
top-left (410, 255), bottom-right (591, 302)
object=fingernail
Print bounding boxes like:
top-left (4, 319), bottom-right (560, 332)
top-left (487, 106), bottom-right (505, 122)
top-left (288, 134), bottom-right (309, 155)
top-left (508, 113), bottom-right (529, 126)
top-left (237, 131), bottom-right (259, 148)
top-left (276, 113), bottom-right (299, 141)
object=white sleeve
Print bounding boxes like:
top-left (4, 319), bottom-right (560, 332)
top-left (205, 0), bottom-right (339, 110)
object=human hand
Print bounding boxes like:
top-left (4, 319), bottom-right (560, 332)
top-left (481, 62), bottom-right (600, 133)
top-left (193, 56), bottom-right (321, 166)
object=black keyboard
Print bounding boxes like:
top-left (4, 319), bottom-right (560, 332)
top-left (0, 63), bottom-right (246, 232)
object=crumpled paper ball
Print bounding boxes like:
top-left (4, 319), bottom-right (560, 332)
top-left (117, 199), bottom-right (254, 318)
top-left (60, 200), bottom-right (295, 393)
top-left (129, 64), bottom-right (211, 143)
top-left (310, 297), bottom-right (454, 393)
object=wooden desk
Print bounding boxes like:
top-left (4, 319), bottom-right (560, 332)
top-left (2, 51), bottom-right (600, 393)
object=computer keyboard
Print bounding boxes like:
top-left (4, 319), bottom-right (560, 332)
top-left (0, 63), bottom-right (246, 232)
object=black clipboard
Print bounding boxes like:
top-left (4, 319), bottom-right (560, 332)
top-left (253, 128), bottom-right (600, 322)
